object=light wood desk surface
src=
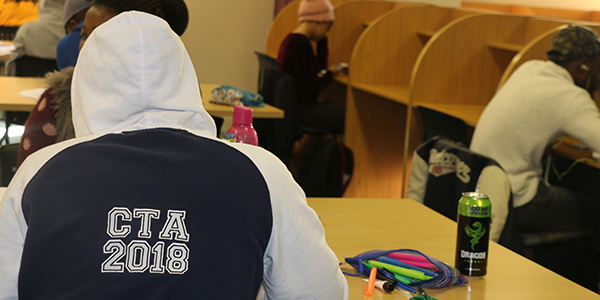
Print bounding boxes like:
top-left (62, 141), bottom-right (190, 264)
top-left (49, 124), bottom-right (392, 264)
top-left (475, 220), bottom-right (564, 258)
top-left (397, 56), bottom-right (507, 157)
top-left (0, 77), bottom-right (284, 119)
top-left (199, 83), bottom-right (283, 119)
top-left (550, 136), bottom-right (600, 169)
top-left (0, 76), bottom-right (42, 111)
top-left (307, 198), bottom-right (600, 300)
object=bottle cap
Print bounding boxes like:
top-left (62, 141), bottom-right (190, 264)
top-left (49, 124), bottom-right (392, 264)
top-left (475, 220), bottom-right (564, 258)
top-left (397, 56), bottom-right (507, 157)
top-left (232, 105), bottom-right (253, 125)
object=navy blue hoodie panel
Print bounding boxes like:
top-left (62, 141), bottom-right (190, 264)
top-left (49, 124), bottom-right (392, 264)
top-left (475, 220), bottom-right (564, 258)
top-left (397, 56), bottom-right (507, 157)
top-left (18, 128), bottom-right (273, 300)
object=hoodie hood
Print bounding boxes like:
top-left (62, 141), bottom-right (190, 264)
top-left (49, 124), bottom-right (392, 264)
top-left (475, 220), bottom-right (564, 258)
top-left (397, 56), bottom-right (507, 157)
top-left (71, 11), bottom-right (216, 138)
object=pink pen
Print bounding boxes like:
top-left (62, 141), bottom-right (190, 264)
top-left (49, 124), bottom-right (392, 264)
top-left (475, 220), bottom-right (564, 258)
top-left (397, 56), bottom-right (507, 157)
top-left (386, 253), bottom-right (438, 271)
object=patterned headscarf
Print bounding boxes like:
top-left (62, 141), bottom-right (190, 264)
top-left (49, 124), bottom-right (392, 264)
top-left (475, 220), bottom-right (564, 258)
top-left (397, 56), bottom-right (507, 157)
top-left (548, 25), bottom-right (600, 63)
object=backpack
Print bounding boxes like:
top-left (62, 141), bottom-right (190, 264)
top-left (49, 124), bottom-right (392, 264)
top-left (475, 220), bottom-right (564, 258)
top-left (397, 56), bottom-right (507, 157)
top-left (297, 136), bottom-right (354, 197)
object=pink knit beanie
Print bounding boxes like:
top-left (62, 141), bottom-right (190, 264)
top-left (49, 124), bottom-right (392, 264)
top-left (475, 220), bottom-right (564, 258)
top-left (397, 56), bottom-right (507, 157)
top-left (298, 0), bottom-right (335, 22)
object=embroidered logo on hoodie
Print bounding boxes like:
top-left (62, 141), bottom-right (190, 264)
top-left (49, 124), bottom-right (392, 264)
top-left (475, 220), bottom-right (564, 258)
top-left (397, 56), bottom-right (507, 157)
top-left (428, 149), bottom-right (471, 183)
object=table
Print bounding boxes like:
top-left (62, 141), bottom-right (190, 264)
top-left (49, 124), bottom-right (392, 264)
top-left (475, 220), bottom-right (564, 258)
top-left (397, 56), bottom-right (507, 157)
top-left (550, 136), bottom-right (600, 169)
top-left (199, 84), bottom-right (283, 119)
top-left (307, 198), bottom-right (600, 299)
top-left (0, 77), bottom-right (284, 119)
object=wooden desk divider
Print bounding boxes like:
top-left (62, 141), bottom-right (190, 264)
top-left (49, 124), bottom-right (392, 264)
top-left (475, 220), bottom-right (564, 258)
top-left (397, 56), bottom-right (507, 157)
top-left (461, 1), bottom-right (600, 23)
top-left (322, 1), bottom-right (410, 105)
top-left (343, 6), bottom-right (476, 198)
top-left (328, 0), bottom-right (403, 85)
top-left (409, 15), bottom-right (567, 127)
top-left (266, 0), bottom-right (301, 58)
top-left (498, 25), bottom-right (568, 90)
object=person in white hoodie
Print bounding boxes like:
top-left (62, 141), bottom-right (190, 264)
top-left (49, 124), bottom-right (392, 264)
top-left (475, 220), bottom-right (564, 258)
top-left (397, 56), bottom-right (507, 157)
top-left (0, 11), bottom-right (348, 300)
top-left (471, 25), bottom-right (600, 242)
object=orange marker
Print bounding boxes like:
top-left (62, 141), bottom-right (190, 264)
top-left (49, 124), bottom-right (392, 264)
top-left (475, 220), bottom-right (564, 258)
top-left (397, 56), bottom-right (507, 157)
top-left (364, 266), bottom-right (377, 296)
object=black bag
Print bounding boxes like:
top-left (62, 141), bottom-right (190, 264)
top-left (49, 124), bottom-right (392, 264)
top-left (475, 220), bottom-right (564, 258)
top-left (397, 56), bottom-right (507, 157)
top-left (297, 136), bottom-right (354, 197)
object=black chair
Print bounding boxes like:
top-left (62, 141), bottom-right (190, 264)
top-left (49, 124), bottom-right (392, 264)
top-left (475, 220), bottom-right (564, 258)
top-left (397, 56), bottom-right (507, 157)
top-left (212, 116), bottom-right (223, 135)
top-left (0, 143), bottom-right (19, 187)
top-left (253, 52), bottom-right (342, 168)
top-left (255, 52), bottom-right (278, 88)
top-left (14, 55), bottom-right (58, 77)
top-left (253, 61), bottom-right (300, 166)
top-left (417, 106), bottom-right (470, 146)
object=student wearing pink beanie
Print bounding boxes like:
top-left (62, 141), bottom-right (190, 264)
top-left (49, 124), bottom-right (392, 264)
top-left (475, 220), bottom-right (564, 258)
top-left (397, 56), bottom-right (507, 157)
top-left (277, 0), bottom-right (345, 135)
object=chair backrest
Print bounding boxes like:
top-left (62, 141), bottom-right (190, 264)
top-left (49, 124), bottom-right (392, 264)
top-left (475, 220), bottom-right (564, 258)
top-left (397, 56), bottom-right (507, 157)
top-left (0, 143), bottom-right (20, 187)
top-left (407, 136), bottom-right (523, 253)
top-left (15, 55), bottom-right (58, 77)
top-left (255, 52), bottom-right (278, 94)
top-left (253, 55), bottom-right (300, 165)
top-left (417, 106), bottom-right (470, 146)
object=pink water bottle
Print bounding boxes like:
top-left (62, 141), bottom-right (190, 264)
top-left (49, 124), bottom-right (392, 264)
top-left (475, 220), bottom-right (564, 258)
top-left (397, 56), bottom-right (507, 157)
top-left (226, 106), bottom-right (258, 146)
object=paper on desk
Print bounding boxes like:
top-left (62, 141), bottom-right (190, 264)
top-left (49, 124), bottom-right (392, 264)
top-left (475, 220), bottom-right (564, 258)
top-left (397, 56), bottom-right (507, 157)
top-left (19, 88), bottom-right (46, 100)
top-left (0, 41), bottom-right (15, 56)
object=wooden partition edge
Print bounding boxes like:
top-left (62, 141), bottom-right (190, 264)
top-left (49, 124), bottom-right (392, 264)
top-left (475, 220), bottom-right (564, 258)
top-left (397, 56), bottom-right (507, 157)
top-left (497, 24), bottom-right (568, 90)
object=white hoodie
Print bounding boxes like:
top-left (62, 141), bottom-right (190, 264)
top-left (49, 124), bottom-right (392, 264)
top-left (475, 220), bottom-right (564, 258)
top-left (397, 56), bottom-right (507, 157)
top-left (0, 12), bottom-right (348, 300)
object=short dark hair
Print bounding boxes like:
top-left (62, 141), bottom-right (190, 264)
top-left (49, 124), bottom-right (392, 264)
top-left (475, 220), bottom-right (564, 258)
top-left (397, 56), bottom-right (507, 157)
top-left (92, 0), bottom-right (189, 36)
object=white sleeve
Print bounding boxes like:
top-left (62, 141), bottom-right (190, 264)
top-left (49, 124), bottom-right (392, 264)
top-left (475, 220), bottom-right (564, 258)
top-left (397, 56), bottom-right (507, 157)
top-left (0, 181), bottom-right (28, 300)
top-left (238, 145), bottom-right (348, 300)
top-left (476, 165), bottom-right (511, 242)
top-left (406, 152), bottom-right (428, 204)
top-left (560, 92), bottom-right (600, 160)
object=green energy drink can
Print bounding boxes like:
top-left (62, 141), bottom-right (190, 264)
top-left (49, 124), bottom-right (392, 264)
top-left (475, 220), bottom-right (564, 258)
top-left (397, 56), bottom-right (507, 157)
top-left (455, 192), bottom-right (491, 277)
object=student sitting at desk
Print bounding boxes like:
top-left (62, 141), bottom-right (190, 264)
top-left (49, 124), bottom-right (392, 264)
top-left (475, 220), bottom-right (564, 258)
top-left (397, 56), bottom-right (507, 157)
top-left (277, 0), bottom-right (345, 134)
top-left (4, 0), bottom-right (66, 76)
top-left (0, 11), bottom-right (348, 300)
top-left (18, 0), bottom-right (190, 167)
top-left (471, 25), bottom-right (600, 242)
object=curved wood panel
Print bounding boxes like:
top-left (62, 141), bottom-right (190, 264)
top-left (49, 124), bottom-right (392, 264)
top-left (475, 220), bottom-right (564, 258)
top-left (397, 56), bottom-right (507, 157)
top-left (410, 14), bottom-right (568, 108)
top-left (497, 25), bottom-right (567, 90)
top-left (462, 1), bottom-right (600, 22)
top-left (328, 0), bottom-right (399, 68)
top-left (266, 0), bottom-right (301, 58)
top-left (343, 6), bottom-right (476, 198)
top-left (349, 6), bottom-right (474, 104)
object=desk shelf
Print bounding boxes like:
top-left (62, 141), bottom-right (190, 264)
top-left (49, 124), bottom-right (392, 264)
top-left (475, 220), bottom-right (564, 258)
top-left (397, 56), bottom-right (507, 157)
top-left (416, 29), bottom-right (436, 37)
top-left (488, 41), bottom-right (524, 52)
top-left (351, 83), bottom-right (410, 105)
